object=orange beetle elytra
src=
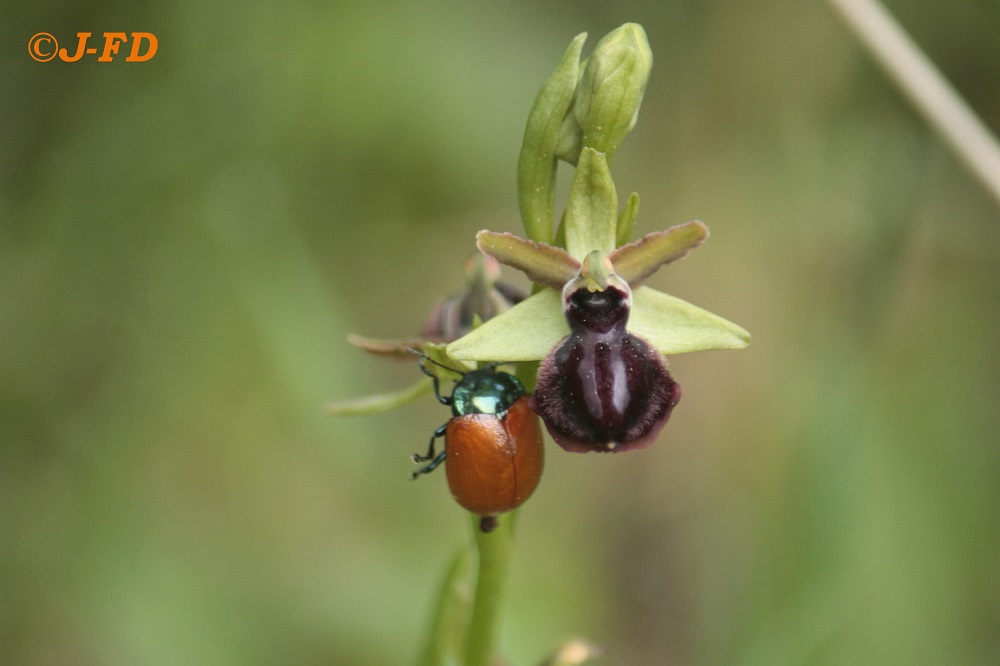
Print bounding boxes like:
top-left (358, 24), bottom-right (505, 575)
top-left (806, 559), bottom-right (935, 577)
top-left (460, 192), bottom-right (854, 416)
top-left (412, 358), bottom-right (544, 532)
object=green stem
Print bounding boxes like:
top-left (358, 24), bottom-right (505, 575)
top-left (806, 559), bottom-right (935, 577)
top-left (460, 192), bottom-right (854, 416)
top-left (464, 510), bottom-right (518, 666)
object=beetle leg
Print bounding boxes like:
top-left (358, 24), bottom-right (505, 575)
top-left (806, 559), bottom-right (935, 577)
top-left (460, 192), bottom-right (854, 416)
top-left (411, 422), bottom-right (447, 468)
top-left (419, 357), bottom-right (453, 407)
top-left (411, 449), bottom-right (447, 478)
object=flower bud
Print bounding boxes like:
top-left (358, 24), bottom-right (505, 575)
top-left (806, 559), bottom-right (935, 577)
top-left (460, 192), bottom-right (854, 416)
top-left (422, 253), bottom-right (525, 342)
top-left (573, 23), bottom-right (652, 161)
top-left (518, 33), bottom-right (587, 244)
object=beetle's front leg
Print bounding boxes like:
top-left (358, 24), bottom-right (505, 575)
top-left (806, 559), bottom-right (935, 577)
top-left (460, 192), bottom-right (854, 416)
top-left (411, 422), bottom-right (448, 478)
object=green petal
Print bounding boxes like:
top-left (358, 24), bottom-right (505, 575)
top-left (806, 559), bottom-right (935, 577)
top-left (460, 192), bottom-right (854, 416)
top-left (518, 33), bottom-right (587, 245)
top-left (608, 221), bottom-right (709, 287)
top-left (476, 231), bottom-right (579, 290)
top-left (631, 286), bottom-right (751, 354)
top-left (447, 289), bottom-right (567, 362)
top-left (565, 148), bottom-right (617, 260)
top-left (325, 377), bottom-right (432, 416)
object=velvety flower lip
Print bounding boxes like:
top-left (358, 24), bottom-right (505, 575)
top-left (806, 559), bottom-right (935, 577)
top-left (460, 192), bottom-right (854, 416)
top-left (530, 274), bottom-right (683, 453)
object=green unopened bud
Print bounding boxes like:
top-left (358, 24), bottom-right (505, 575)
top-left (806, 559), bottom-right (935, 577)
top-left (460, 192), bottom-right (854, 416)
top-left (573, 23), bottom-right (652, 161)
top-left (518, 33), bottom-right (587, 245)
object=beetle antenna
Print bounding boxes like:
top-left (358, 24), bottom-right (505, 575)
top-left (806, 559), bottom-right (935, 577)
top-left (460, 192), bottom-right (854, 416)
top-left (405, 347), bottom-right (509, 376)
top-left (405, 348), bottom-right (467, 377)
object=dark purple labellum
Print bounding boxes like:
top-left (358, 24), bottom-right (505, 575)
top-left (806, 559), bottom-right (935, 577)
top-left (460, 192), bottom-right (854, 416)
top-left (531, 285), bottom-right (681, 453)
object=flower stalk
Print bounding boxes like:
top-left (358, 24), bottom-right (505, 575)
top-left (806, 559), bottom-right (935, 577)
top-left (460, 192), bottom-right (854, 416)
top-left (464, 512), bottom-right (518, 666)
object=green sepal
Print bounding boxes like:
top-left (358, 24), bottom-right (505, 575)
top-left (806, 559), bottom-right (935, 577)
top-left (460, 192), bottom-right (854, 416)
top-left (447, 289), bottom-right (567, 362)
top-left (565, 148), bottom-right (617, 260)
top-left (630, 286), bottom-right (751, 354)
top-left (518, 33), bottom-right (587, 244)
top-left (325, 377), bottom-right (433, 416)
top-left (346, 332), bottom-right (426, 359)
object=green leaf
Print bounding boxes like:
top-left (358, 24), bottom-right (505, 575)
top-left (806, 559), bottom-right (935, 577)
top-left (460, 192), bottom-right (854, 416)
top-left (565, 148), bottom-right (618, 260)
top-left (416, 546), bottom-right (473, 666)
top-left (325, 377), bottom-right (432, 415)
top-left (608, 220), bottom-right (709, 287)
top-left (630, 286), bottom-right (751, 354)
top-left (616, 192), bottom-right (639, 246)
top-left (518, 33), bottom-right (587, 245)
top-left (447, 289), bottom-right (567, 362)
top-left (476, 230), bottom-right (579, 291)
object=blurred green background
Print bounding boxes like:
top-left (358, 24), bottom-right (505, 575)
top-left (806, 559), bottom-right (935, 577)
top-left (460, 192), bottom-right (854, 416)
top-left (3, 1), bottom-right (999, 664)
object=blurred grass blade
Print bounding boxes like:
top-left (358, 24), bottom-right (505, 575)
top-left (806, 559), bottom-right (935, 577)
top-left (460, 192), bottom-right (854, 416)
top-left (828, 0), bottom-right (1000, 210)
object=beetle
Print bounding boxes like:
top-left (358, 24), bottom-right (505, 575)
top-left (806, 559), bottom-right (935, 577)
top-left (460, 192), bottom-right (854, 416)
top-left (411, 356), bottom-right (544, 532)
